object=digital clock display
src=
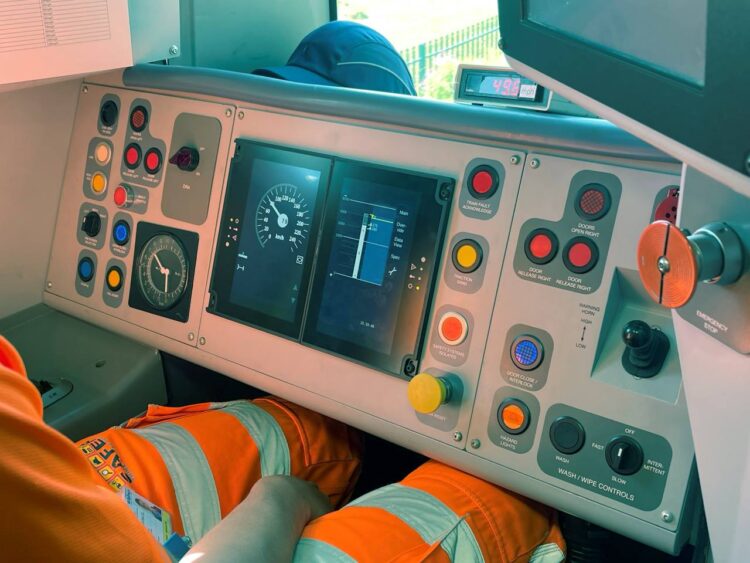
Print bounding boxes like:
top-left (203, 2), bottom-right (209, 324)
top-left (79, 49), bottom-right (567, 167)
top-left (477, 75), bottom-right (539, 100)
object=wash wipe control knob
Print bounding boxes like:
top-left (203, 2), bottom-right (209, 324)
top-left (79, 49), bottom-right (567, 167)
top-left (407, 373), bottom-right (452, 414)
top-left (169, 146), bottom-right (200, 172)
top-left (637, 220), bottom-right (744, 308)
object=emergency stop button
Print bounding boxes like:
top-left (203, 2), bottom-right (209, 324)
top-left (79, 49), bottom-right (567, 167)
top-left (498, 398), bottom-right (531, 435)
top-left (452, 239), bottom-right (483, 273)
top-left (438, 312), bottom-right (468, 346)
top-left (467, 165), bottom-right (499, 199)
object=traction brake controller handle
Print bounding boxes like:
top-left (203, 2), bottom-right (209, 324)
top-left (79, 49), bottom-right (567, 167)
top-left (637, 220), bottom-right (744, 309)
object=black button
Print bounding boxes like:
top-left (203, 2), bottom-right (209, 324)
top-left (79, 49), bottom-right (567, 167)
top-left (99, 100), bottom-right (119, 128)
top-left (549, 416), bottom-right (585, 454)
top-left (81, 211), bottom-right (101, 238)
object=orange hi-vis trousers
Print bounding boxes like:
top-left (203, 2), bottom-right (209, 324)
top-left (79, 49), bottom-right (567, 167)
top-left (295, 460), bottom-right (566, 563)
top-left (77, 398), bottom-right (363, 544)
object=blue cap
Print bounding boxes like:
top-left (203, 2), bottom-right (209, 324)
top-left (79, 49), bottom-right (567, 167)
top-left (253, 21), bottom-right (416, 96)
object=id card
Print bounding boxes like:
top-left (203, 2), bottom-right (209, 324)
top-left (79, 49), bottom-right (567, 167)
top-left (121, 487), bottom-right (173, 543)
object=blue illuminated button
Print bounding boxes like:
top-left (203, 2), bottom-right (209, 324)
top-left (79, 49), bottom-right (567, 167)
top-left (112, 220), bottom-right (130, 246)
top-left (510, 335), bottom-right (543, 371)
top-left (77, 257), bottom-right (95, 282)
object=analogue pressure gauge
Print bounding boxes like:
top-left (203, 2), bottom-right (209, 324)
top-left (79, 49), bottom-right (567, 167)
top-left (255, 183), bottom-right (311, 252)
top-left (136, 233), bottom-right (189, 310)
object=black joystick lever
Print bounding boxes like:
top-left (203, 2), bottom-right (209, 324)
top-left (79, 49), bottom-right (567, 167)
top-left (621, 320), bottom-right (670, 378)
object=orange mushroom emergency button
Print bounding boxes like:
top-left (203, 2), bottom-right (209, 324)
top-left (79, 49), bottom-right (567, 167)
top-left (637, 220), bottom-right (698, 308)
top-left (498, 398), bottom-right (530, 435)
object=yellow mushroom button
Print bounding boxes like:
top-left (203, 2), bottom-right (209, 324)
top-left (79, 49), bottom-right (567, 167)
top-left (91, 172), bottom-right (107, 194)
top-left (106, 266), bottom-right (123, 292)
top-left (452, 239), bottom-right (482, 273)
top-left (94, 142), bottom-right (111, 165)
top-left (407, 372), bottom-right (451, 414)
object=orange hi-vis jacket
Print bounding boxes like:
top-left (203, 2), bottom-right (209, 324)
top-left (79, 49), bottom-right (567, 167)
top-left (295, 460), bottom-right (566, 563)
top-left (0, 335), bottom-right (167, 562)
top-left (77, 396), bottom-right (363, 543)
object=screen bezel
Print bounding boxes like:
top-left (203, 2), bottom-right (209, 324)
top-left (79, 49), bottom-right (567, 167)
top-left (498, 0), bottom-right (750, 176)
top-left (302, 160), bottom-right (453, 377)
top-left (208, 140), bottom-right (331, 338)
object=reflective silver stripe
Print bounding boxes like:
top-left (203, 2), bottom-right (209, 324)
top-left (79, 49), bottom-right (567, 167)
top-left (349, 483), bottom-right (485, 562)
top-left (529, 542), bottom-right (565, 563)
top-left (216, 401), bottom-right (291, 476)
top-left (292, 538), bottom-right (356, 563)
top-left (133, 422), bottom-right (221, 543)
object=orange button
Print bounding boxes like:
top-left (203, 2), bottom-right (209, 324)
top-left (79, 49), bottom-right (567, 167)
top-left (498, 399), bottom-right (530, 435)
top-left (501, 404), bottom-right (526, 430)
top-left (438, 312), bottom-right (468, 345)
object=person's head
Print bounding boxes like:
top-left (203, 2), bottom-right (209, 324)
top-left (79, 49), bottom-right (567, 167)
top-left (253, 21), bottom-right (416, 96)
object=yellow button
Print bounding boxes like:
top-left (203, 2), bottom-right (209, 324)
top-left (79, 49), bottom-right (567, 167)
top-left (453, 240), bottom-right (482, 273)
top-left (106, 267), bottom-right (123, 291)
top-left (407, 373), bottom-right (449, 414)
top-left (91, 172), bottom-right (107, 194)
top-left (94, 142), bottom-right (111, 165)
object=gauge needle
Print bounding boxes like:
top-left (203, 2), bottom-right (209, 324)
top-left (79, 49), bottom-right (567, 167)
top-left (153, 252), bottom-right (167, 274)
top-left (164, 268), bottom-right (169, 293)
top-left (270, 201), bottom-right (289, 228)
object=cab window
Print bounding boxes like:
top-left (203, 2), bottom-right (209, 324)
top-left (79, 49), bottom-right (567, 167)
top-left (337, 0), bottom-right (504, 100)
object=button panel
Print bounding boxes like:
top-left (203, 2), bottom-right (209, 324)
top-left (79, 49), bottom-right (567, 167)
top-left (513, 168), bottom-right (621, 295)
top-left (538, 404), bottom-right (673, 511)
top-left (458, 158), bottom-right (506, 220)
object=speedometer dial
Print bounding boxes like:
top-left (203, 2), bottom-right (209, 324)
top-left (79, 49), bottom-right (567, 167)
top-left (255, 183), bottom-right (310, 252)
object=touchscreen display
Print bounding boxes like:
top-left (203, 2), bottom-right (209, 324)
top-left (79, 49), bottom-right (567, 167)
top-left (304, 161), bottom-right (453, 376)
top-left (316, 178), bottom-right (418, 355)
top-left (209, 141), bottom-right (331, 337)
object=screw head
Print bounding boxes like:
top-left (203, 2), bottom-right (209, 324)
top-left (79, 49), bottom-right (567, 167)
top-left (661, 511), bottom-right (674, 523)
top-left (453, 432), bottom-right (463, 442)
top-left (510, 155), bottom-right (521, 165)
top-left (225, 108), bottom-right (233, 118)
top-left (530, 158), bottom-right (540, 169)
top-left (46, 281), bottom-right (53, 289)
top-left (470, 439), bottom-right (481, 449)
top-left (169, 45), bottom-right (179, 56)
top-left (82, 85), bottom-right (88, 94)
top-left (657, 256), bottom-right (671, 274)
top-left (238, 111), bottom-right (245, 120)
top-left (188, 332), bottom-right (195, 342)
top-left (199, 336), bottom-right (206, 346)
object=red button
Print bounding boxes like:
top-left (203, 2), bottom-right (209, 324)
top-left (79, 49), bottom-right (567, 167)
top-left (568, 242), bottom-right (593, 268)
top-left (471, 170), bottom-right (494, 195)
top-left (125, 144), bottom-right (141, 168)
top-left (438, 312), bottom-right (468, 345)
top-left (114, 186), bottom-right (126, 206)
top-left (144, 149), bottom-right (162, 174)
top-left (529, 233), bottom-right (553, 259)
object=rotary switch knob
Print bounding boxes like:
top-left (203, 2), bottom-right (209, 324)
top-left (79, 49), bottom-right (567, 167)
top-left (605, 436), bottom-right (644, 476)
top-left (637, 220), bottom-right (744, 308)
top-left (169, 146), bottom-right (200, 172)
